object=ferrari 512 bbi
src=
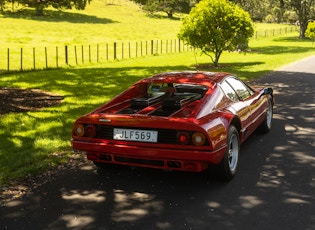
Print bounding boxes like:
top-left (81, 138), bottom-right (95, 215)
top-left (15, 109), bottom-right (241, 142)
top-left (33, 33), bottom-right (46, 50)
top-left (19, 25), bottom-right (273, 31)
top-left (71, 71), bottom-right (274, 180)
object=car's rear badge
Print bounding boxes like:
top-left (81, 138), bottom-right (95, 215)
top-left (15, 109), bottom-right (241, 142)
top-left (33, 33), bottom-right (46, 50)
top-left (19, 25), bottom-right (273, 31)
top-left (99, 118), bottom-right (111, 123)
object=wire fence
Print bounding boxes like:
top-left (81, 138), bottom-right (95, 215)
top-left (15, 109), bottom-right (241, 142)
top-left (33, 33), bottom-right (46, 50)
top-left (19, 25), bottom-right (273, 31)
top-left (0, 39), bottom-right (192, 73)
top-left (254, 26), bottom-right (297, 38)
top-left (0, 26), bottom-right (298, 73)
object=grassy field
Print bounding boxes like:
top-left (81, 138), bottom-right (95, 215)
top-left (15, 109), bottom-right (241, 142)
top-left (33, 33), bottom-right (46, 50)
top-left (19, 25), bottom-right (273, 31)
top-left (0, 0), bottom-right (181, 47)
top-left (0, 0), bottom-right (297, 47)
top-left (0, 0), bottom-right (297, 71)
top-left (0, 0), bottom-right (314, 185)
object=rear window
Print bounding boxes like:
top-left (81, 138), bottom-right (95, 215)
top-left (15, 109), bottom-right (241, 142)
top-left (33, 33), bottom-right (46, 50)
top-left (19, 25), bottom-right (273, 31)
top-left (147, 83), bottom-right (208, 98)
top-left (120, 83), bottom-right (209, 116)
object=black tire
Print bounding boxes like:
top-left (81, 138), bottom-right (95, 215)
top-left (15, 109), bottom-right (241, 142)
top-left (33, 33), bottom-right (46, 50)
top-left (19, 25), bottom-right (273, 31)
top-left (217, 126), bottom-right (240, 181)
top-left (259, 98), bottom-right (273, 133)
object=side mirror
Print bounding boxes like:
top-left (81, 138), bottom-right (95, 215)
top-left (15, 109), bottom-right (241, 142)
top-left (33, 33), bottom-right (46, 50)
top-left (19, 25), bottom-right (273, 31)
top-left (259, 87), bottom-right (273, 100)
top-left (263, 88), bottom-right (273, 95)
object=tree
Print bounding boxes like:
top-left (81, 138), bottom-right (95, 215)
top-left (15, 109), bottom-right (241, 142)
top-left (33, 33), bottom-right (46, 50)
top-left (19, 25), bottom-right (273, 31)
top-left (284, 0), bottom-right (315, 38)
top-left (229, 0), bottom-right (270, 21)
top-left (178, 0), bottom-right (254, 67)
top-left (283, 10), bottom-right (298, 23)
top-left (0, 0), bottom-right (4, 11)
top-left (305, 21), bottom-right (315, 42)
top-left (142, 0), bottom-right (192, 18)
top-left (18, 0), bottom-right (90, 16)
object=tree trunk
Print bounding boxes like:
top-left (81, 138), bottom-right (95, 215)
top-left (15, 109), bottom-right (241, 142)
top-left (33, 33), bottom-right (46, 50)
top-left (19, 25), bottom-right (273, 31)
top-left (299, 18), bottom-right (309, 39)
top-left (213, 50), bottom-right (222, 67)
top-left (35, 4), bottom-right (44, 16)
top-left (167, 10), bottom-right (173, 18)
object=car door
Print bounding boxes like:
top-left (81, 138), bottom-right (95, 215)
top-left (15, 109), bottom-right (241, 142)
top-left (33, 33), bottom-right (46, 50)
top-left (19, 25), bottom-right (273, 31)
top-left (225, 77), bottom-right (265, 135)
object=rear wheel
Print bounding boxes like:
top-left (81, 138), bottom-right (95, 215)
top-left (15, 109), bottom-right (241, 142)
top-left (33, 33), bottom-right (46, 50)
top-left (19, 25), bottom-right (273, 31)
top-left (217, 126), bottom-right (240, 181)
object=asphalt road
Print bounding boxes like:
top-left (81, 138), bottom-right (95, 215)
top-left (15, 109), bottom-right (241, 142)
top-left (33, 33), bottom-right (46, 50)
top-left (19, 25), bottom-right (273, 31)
top-left (1, 56), bottom-right (314, 230)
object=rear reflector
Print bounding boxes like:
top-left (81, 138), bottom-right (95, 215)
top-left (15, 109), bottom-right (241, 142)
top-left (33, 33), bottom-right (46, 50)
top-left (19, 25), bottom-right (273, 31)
top-left (177, 131), bottom-right (190, 145)
top-left (85, 125), bottom-right (97, 138)
top-left (184, 162), bottom-right (198, 171)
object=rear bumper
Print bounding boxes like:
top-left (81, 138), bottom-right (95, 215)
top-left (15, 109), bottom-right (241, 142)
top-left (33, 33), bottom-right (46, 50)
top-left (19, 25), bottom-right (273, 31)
top-left (72, 140), bottom-right (226, 172)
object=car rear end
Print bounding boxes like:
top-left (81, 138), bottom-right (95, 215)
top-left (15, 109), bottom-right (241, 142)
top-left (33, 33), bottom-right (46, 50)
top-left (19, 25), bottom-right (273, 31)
top-left (71, 72), bottom-right (229, 171)
top-left (71, 115), bottom-right (226, 172)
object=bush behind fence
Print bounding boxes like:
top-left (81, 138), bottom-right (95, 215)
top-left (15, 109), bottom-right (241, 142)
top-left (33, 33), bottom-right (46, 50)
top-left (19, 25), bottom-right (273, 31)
top-left (0, 26), bottom-right (297, 73)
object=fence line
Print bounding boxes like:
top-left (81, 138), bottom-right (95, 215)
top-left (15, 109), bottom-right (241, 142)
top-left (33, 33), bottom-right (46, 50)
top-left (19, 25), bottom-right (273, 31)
top-left (0, 26), bottom-right (297, 73)
top-left (254, 26), bottom-right (296, 38)
top-left (0, 39), bottom-right (193, 72)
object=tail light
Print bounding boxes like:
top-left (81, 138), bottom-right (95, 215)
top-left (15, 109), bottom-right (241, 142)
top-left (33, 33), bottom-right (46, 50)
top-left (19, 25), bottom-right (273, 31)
top-left (177, 131), bottom-right (190, 145)
top-left (73, 124), bottom-right (97, 138)
top-left (177, 131), bottom-right (207, 146)
top-left (73, 124), bottom-right (85, 137)
top-left (85, 125), bottom-right (97, 138)
top-left (192, 132), bottom-right (206, 146)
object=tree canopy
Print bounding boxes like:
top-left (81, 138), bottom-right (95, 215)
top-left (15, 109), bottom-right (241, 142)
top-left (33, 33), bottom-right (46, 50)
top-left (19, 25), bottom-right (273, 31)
top-left (140, 0), bottom-right (191, 18)
top-left (3, 0), bottom-right (90, 16)
top-left (230, 0), bottom-right (315, 38)
top-left (306, 21), bottom-right (315, 41)
top-left (285, 0), bottom-right (315, 38)
top-left (131, 0), bottom-right (315, 38)
top-left (178, 0), bottom-right (254, 66)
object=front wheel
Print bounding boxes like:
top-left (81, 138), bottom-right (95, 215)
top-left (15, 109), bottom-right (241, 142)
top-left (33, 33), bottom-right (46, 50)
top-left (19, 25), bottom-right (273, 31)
top-left (259, 98), bottom-right (273, 133)
top-left (217, 126), bottom-right (240, 181)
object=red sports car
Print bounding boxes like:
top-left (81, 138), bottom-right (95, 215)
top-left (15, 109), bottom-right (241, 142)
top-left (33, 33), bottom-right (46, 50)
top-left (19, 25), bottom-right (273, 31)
top-left (71, 71), bottom-right (274, 180)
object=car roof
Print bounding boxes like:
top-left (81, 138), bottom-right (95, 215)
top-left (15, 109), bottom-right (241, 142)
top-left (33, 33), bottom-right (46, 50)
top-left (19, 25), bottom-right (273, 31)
top-left (139, 71), bottom-right (231, 88)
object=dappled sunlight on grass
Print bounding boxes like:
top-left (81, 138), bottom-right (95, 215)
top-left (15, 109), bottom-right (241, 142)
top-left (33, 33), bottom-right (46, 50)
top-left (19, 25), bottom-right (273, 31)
top-left (34, 136), bottom-right (67, 151)
top-left (0, 109), bottom-right (73, 183)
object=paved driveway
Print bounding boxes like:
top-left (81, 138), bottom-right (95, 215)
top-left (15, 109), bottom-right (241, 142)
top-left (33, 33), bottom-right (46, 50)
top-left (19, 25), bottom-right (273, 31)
top-left (1, 56), bottom-right (314, 230)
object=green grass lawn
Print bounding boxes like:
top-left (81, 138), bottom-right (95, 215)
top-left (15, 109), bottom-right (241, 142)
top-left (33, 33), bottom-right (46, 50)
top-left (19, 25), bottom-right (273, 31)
top-left (0, 0), bottom-right (298, 71)
top-left (0, 0), bottom-right (295, 47)
top-left (0, 0), bottom-right (315, 185)
top-left (0, 0), bottom-right (180, 47)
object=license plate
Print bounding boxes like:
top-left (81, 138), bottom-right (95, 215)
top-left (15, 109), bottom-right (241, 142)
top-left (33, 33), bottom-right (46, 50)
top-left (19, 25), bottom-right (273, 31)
top-left (113, 128), bottom-right (158, 143)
